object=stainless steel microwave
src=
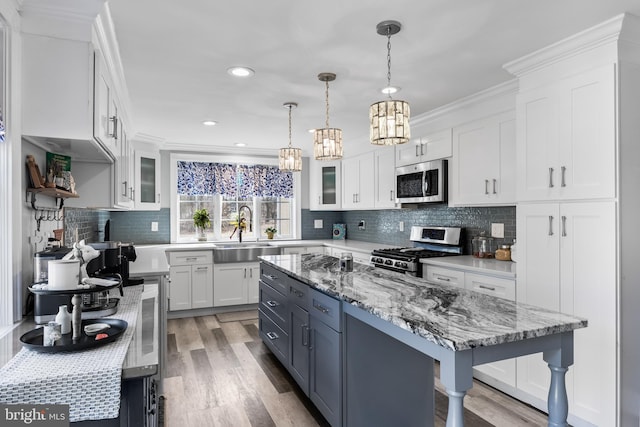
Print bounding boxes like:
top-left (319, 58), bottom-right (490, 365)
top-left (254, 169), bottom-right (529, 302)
top-left (395, 159), bottom-right (447, 204)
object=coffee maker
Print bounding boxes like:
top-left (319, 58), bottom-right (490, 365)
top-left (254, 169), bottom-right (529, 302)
top-left (32, 241), bottom-right (142, 323)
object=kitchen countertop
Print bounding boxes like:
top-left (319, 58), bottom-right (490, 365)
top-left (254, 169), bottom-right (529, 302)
top-left (132, 239), bottom-right (396, 273)
top-left (421, 255), bottom-right (516, 279)
top-left (260, 253), bottom-right (586, 351)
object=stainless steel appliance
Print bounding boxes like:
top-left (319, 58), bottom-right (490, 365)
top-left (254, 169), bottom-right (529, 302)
top-left (395, 159), bottom-right (447, 204)
top-left (370, 226), bottom-right (462, 277)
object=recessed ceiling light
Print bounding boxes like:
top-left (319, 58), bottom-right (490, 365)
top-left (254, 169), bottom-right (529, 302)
top-left (234, 142), bottom-right (247, 147)
top-left (227, 66), bottom-right (255, 77)
top-left (381, 86), bottom-right (400, 95)
top-left (202, 120), bottom-right (217, 126)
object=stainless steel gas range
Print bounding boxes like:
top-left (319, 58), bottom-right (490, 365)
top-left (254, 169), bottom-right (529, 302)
top-left (370, 226), bottom-right (463, 277)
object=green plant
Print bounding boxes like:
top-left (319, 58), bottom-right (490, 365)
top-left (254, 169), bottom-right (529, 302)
top-left (265, 227), bottom-right (277, 234)
top-left (193, 208), bottom-right (211, 229)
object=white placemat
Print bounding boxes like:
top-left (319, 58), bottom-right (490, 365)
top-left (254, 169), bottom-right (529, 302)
top-left (0, 286), bottom-right (142, 422)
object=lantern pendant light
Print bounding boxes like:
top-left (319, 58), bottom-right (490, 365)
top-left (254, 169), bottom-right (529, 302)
top-left (370, 20), bottom-right (410, 145)
top-left (313, 72), bottom-right (343, 160)
top-left (279, 102), bottom-right (302, 172)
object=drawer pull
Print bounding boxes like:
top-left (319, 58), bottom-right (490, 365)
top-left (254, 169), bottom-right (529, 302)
top-left (436, 276), bottom-right (450, 282)
top-left (195, 266), bottom-right (209, 271)
top-left (478, 285), bottom-right (496, 291)
top-left (185, 257), bottom-right (198, 262)
top-left (291, 287), bottom-right (304, 298)
top-left (266, 331), bottom-right (279, 340)
top-left (266, 300), bottom-right (278, 308)
top-left (263, 274), bottom-right (277, 280)
top-left (314, 302), bottom-right (330, 314)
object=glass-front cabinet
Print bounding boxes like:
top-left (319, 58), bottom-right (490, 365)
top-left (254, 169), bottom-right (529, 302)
top-left (309, 160), bottom-right (341, 210)
top-left (135, 150), bottom-right (161, 210)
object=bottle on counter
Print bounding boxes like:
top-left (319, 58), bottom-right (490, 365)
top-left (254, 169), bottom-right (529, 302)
top-left (55, 304), bottom-right (71, 334)
top-left (495, 244), bottom-right (512, 261)
top-left (510, 239), bottom-right (517, 263)
top-left (472, 231), bottom-right (496, 258)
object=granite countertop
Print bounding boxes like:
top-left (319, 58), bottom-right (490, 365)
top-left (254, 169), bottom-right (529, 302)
top-left (260, 253), bottom-right (587, 352)
top-left (422, 255), bottom-right (516, 279)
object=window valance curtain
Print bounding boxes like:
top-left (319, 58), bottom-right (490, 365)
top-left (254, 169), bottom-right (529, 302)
top-left (177, 161), bottom-right (293, 198)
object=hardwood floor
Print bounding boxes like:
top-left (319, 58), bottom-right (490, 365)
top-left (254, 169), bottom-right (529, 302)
top-left (163, 313), bottom-right (549, 427)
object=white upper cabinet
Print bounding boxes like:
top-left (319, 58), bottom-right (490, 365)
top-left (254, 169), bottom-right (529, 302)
top-left (135, 150), bottom-right (161, 210)
top-left (374, 147), bottom-right (397, 209)
top-left (516, 64), bottom-right (616, 202)
top-left (451, 110), bottom-right (516, 206)
top-left (342, 152), bottom-right (374, 210)
top-left (22, 34), bottom-right (95, 142)
top-left (93, 48), bottom-right (117, 155)
top-left (395, 129), bottom-right (452, 167)
top-left (309, 160), bottom-right (342, 211)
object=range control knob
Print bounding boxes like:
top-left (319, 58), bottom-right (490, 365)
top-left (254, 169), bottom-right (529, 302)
top-left (395, 261), bottom-right (408, 269)
top-left (384, 259), bottom-right (394, 265)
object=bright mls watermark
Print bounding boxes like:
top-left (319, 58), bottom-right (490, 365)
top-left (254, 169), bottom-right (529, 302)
top-left (0, 404), bottom-right (68, 426)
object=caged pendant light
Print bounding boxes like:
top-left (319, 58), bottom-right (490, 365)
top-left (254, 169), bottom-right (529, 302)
top-left (370, 20), bottom-right (410, 145)
top-left (313, 73), bottom-right (343, 160)
top-left (279, 102), bottom-right (302, 172)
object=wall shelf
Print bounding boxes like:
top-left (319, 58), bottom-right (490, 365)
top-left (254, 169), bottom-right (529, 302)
top-left (26, 187), bottom-right (79, 210)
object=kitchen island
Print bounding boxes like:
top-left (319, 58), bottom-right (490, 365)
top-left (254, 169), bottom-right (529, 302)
top-left (259, 253), bottom-right (587, 427)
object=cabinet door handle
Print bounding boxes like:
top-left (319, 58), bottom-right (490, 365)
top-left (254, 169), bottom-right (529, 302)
top-left (290, 287), bottom-right (304, 298)
top-left (561, 215), bottom-right (567, 237)
top-left (390, 190), bottom-right (394, 201)
top-left (250, 269), bottom-right (253, 278)
top-left (415, 145), bottom-right (420, 157)
top-left (109, 115), bottom-right (118, 139)
top-left (492, 179), bottom-right (497, 194)
top-left (157, 193), bottom-right (161, 204)
top-left (549, 167), bottom-right (554, 188)
top-left (266, 300), bottom-right (278, 308)
top-left (244, 268), bottom-right (247, 278)
top-left (130, 188), bottom-right (135, 201)
top-left (420, 143), bottom-right (425, 156)
top-left (266, 331), bottom-right (279, 340)
top-left (479, 284), bottom-right (496, 291)
top-left (122, 181), bottom-right (127, 197)
top-left (264, 274), bottom-right (276, 280)
top-left (314, 302), bottom-right (330, 314)
top-left (302, 324), bottom-right (309, 347)
top-left (435, 276), bottom-right (450, 282)
top-left (485, 179), bottom-right (489, 195)
top-left (561, 166), bottom-right (566, 188)
top-left (318, 195), bottom-right (321, 205)
top-left (548, 215), bottom-right (554, 236)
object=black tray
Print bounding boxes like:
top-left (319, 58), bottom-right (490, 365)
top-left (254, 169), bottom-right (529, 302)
top-left (20, 318), bottom-right (128, 353)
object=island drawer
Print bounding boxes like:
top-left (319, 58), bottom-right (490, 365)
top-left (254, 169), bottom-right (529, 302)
top-left (259, 309), bottom-right (289, 364)
top-left (288, 278), bottom-right (309, 310)
top-left (310, 289), bottom-right (341, 332)
top-left (168, 250), bottom-right (212, 266)
top-left (424, 265), bottom-right (465, 289)
top-left (260, 263), bottom-right (289, 295)
top-left (259, 281), bottom-right (288, 330)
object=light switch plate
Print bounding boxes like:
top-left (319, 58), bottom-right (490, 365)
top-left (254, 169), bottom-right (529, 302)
top-left (491, 223), bottom-right (504, 238)
top-left (314, 219), bottom-right (323, 229)
top-left (151, 221), bottom-right (158, 232)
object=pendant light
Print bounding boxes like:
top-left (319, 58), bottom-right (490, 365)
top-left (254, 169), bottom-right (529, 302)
top-left (313, 72), bottom-right (343, 160)
top-left (370, 20), bottom-right (410, 145)
top-left (279, 102), bottom-right (302, 172)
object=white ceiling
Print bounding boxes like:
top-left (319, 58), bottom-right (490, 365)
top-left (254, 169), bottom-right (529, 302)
top-left (108, 0), bottom-right (640, 157)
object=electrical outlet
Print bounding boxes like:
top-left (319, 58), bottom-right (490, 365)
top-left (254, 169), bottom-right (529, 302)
top-left (358, 220), bottom-right (366, 230)
top-left (151, 221), bottom-right (158, 232)
top-left (399, 221), bottom-right (404, 232)
top-left (491, 223), bottom-right (504, 238)
top-left (314, 219), bottom-right (323, 229)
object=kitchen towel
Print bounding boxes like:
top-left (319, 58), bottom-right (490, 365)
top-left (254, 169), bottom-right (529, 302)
top-left (0, 286), bottom-right (142, 422)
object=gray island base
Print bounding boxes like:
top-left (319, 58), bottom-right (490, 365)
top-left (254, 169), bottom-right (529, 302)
top-left (258, 254), bottom-right (586, 427)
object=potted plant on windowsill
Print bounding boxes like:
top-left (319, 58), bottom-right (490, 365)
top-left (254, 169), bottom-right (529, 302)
top-left (265, 227), bottom-right (277, 240)
top-left (193, 208), bottom-right (211, 241)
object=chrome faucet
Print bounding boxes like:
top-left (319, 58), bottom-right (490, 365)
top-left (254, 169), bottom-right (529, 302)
top-left (238, 205), bottom-right (253, 243)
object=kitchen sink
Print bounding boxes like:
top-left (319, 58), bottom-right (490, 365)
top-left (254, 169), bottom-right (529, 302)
top-left (213, 243), bottom-right (281, 263)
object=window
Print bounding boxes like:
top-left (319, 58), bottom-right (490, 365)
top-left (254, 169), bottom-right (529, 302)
top-left (172, 156), bottom-right (299, 242)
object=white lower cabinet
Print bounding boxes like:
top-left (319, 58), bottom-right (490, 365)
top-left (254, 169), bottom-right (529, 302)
top-left (168, 251), bottom-right (213, 311)
top-left (424, 263), bottom-right (516, 387)
top-left (213, 262), bottom-right (260, 306)
top-left (516, 201), bottom-right (616, 425)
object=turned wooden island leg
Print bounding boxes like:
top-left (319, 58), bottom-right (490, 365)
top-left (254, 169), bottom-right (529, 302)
top-left (439, 350), bottom-right (473, 427)
top-left (543, 331), bottom-right (574, 427)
